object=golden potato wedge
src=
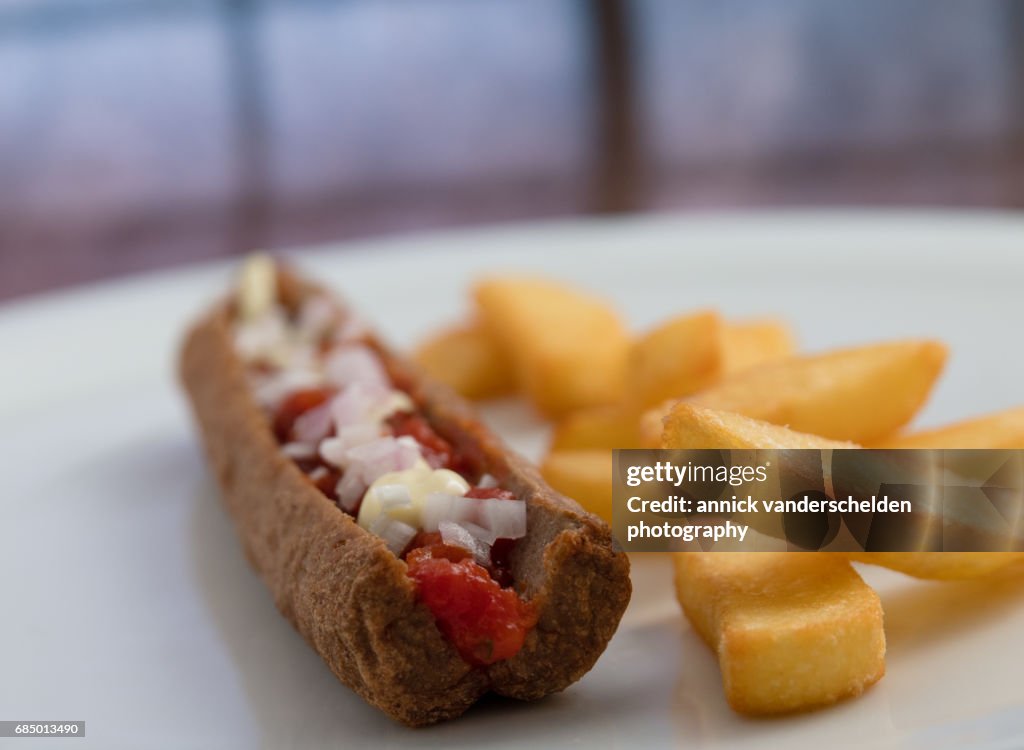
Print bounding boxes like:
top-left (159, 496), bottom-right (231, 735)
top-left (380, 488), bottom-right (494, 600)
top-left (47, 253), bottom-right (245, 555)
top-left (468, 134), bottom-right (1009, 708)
top-left (638, 399), bottom-right (674, 448)
top-left (550, 405), bottom-right (640, 450)
top-left (629, 310), bottom-right (723, 410)
top-left (634, 318), bottom-right (795, 445)
top-left (721, 318), bottom-right (796, 374)
top-left (687, 340), bottom-right (947, 444)
top-left (540, 449), bottom-right (613, 523)
top-left (674, 553), bottom-right (885, 715)
top-left (661, 403), bottom-right (856, 450)
top-left (861, 406), bottom-right (1024, 577)
top-left (846, 552), bottom-right (1024, 580)
top-left (413, 321), bottom-right (515, 400)
top-left (474, 277), bottom-right (629, 416)
top-left (665, 407), bottom-right (884, 714)
top-left (874, 406), bottom-right (1024, 449)
top-left (663, 406), bottom-right (1022, 581)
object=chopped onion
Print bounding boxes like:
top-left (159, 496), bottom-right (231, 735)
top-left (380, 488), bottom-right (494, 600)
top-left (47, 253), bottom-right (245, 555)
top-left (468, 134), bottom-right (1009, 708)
top-left (281, 441), bottom-right (317, 460)
top-left (287, 343), bottom-right (321, 373)
top-left (421, 493), bottom-right (478, 532)
top-left (328, 381), bottom-right (388, 427)
top-left (366, 392), bottom-right (414, 424)
top-left (308, 466), bottom-right (330, 483)
top-left (477, 473), bottom-right (499, 489)
top-left (345, 435), bottom-right (402, 465)
top-left (336, 471), bottom-right (367, 512)
top-left (389, 435), bottom-right (424, 474)
top-left (297, 294), bottom-right (339, 340)
top-left (338, 422), bottom-right (382, 446)
top-left (292, 402), bottom-right (333, 445)
top-left (369, 515), bottom-right (418, 555)
top-left (480, 498), bottom-right (527, 540)
top-left (252, 367), bottom-right (324, 409)
top-left (333, 315), bottom-right (368, 344)
top-left (327, 380), bottom-right (414, 433)
top-left (439, 521), bottom-right (491, 565)
top-left (319, 438), bottom-right (346, 467)
top-left (422, 493), bottom-right (456, 532)
top-left (319, 423), bottom-right (382, 467)
top-left (234, 306), bottom-right (289, 361)
top-left (347, 436), bottom-right (423, 485)
top-left (461, 521), bottom-right (498, 546)
top-left (325, 345), bottom-right (390, 389)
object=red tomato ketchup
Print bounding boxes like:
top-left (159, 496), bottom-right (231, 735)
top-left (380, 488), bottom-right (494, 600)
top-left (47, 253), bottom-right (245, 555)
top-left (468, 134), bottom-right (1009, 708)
top-left (405, 545), bottom-right (538, 666)
top-left (464, 487), bottom-right (517, 501)
top-left (387, 412), bottom-right (454, 469)
top-left (273, 387), bottom-right (335, 442)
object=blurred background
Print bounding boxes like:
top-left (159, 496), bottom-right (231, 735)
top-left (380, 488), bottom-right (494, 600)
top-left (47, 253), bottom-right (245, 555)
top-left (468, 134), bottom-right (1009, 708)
top-left (2, 0), bottom-right (1022, 301)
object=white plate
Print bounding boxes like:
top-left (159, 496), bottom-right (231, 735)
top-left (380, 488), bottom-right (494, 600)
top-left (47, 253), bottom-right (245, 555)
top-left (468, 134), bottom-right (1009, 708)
top-left (2, 211), bottom-right (1023, 750)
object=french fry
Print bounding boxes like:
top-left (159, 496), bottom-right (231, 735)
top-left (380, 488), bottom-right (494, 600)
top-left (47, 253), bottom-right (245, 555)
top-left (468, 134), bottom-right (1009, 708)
top-left (413, 321), bottom-right (515, 400)
top-left (665, 405), bottom-right (884, 714)
top-left (673, 553), bottom-right (885, 714)
top-left (634, 318), bottom-right (797, 446)
top-left (550, 405), bottom-right (640, 450)
top-left (860, 407), bottom-right (1024, 577)
top-left (845, 552), bottom-right (1024, 580)
top-left (874, 406), bottom-right (1024, 449)
top-left (687, 340), bottom-right (948, 444)
top-left (629, 311), bottom-right (723, 410)
top-left (664, 406), bottom-right (1024, 581)
top-left (639, 399), bottom-right (673, 448)
top-left (474, 277), bottom-right (629, 416)
top-left (660, 403), bottom-right (856, 450)
top-left (722, 318), bottom-right (796, 374)
top-left (659, 406), bottom-right (1022, 577)
top-left (540, 449), bottom-right (613, 523)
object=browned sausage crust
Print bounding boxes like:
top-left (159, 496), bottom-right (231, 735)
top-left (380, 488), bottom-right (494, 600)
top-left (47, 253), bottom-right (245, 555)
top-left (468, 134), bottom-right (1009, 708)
top-left (178, 270), bottom-right (631, 726)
